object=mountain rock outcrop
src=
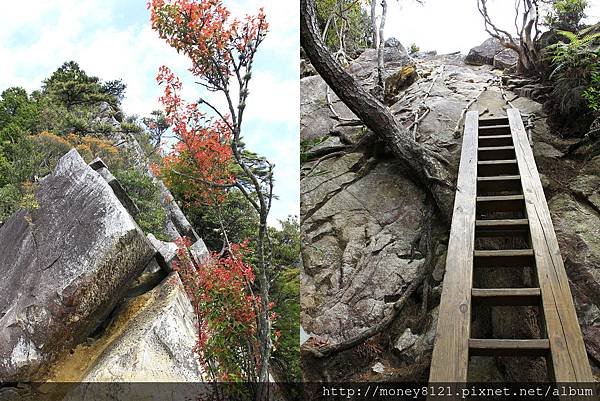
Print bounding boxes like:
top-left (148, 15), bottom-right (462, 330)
top-left (465, 37), bottom-right (518, 70)
top-left (0, 149), bottom-right (155, 381)
top-left (0, 147), bottom-right (209, 394)
top-left (68, 272), bottom-right (203, 384)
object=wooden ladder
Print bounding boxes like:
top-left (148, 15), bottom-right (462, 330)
top-left (428, 109), bottom-right (592, 382)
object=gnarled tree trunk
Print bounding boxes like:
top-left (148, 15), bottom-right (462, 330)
top-left (300, 0), bottom-right (455, 224)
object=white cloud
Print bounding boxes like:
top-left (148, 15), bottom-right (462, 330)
top-left (0, 0), bottom-right (299, 225)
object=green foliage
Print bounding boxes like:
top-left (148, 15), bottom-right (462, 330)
top-left (315, 0), bottom-right (372, 53)
top-left (544, 0), bottom-right (589, 31)
top-left (583, 72), bottom-right (600, 112)
top-left (113, 169), bottom-right (167, 239)
top-left (0, 88), bottom-right (40, 133)
top-left (547, 30), bottom-right (600, 116)
top-left (142, 110), bottom-right (170, 148)
top-left (409, 43), bottom-right (420, 55)
top-left (0, 184), bottom-right (21, 222)
top-left (269, 217), bottom-right (301, 383)
top-left (42, 61), bottom-right (124, 111)
top-left (300, 137), bottom-right (325, 163)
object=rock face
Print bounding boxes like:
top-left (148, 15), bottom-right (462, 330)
top-left (0, 149), bottom-right (155, 381)
top-left (70, 272), bottom-right (203, 384)
top-left (302, 47), bottom-right (600, 381)
top-left (465, 37), bottom-right (518, 69)
top-left (384, 37), bottom-right (408, 57)
top-left (89, 157), bottom-right (139, 217)
top-left (301, 53), bottom-right (500, 381)
top-left (300, 44), bottom-right (412, 141)
top-left (550, 192), bottom-right (600, 369)
top-left (147, 233), bottom-right (178, 271)
top-left (301, 153), bottom-right (427, 340)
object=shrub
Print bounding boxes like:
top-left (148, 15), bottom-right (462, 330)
top-left (409, 43), bottom-right (420, 55)
top-left (173, 238), bottom-right (264, 383)
top-left (113, 168), bottom-right (167, 240)
top-left (0, 184), bottom-right (21, 222)
top-left (545, 0), bottom-right (589, 32)
top-left (547, 31), bottom-right (600, 115)
top-left (583, 72), bottom-right (600, 112)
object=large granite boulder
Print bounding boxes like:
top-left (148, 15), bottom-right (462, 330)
top-left (465, 37), bottom-right (517, 69)
top-left (300, 42), bottom-right (412, 141)
top-left (384, 37), bottom-right (408, 58)
top-left (0, 149), bottom-right (155, 381)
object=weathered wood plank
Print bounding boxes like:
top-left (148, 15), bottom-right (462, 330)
top-left (478, 159), bottom-right (519, 176)
top-left (478, 146), bottom-right (516, 161)
top-left (477, 175), bottom-right (521, 194)
top-left (474, 249), bottom-right (535, 268)
top-left (475, 218), bottom-right (529, 237)
top-left (479, 116), bottom-right (509, 126)
top-left (476, 194), bottom-right (525, 213)
top-left (429, 111), bottom-right (479, 382)
top-left (469, 339), bottom-right (550, 357)
top-left (479, 125), bottom-right (511, 136)
top-left (472, 288), bottom-right (541, 306)
top-left (479, 134), bottom-right (513, 147)
top-left (508, 108), bottom-right (593, 381)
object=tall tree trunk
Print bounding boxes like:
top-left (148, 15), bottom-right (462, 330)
top-left (370, 0), bottom-right (378, 48)
top-left (376, 0), bottom-right (387, 88)
top-left (300, 0), bottom-right (454, 223)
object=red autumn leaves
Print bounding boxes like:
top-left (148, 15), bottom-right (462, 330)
top-left (149, 0), bottom-right (273, 381)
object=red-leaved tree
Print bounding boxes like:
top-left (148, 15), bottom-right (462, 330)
top-left (149, 0), bottom-right (275, 391)
top-left (173, 237), bottom-right (274, 384)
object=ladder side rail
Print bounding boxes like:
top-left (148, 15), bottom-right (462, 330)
top-left (508, 108), bottom-right (593, 382)
top-left (428, 111), bottom-right (479, 382)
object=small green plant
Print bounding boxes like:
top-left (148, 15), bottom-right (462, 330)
top-left (583, 72), bottom-right (600, 112)
top-left (409, 43), bottom-right (420, 55)
top-left (300, 137), bottom-right (325, 163)
top-left (0, 184), bottom-right (21, 222)
top-left (547, 30), bottom-right (600, 115)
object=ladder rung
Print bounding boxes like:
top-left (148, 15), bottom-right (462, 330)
top-left (476, 195), bottom-right (525, 213)
top-left (479, 135), bottom-right (513, 147)
top-left (469, 339), bottom-right (550, 357)
top-left (474, 249), bottom-right (535, 268)
top-left (475, 219), bottom-right (529, 237)
top-left (472, 288), bottom-right (541, 306)
top-left (479, 116), bottom-right (509, 127)
top-left (479, 124), bottom-right (511, 135)
top-left (478, 146), bottom-right (516, 161)
top-left (478, 159), bottom-right (519, 176)
top-left (477, 175), bottom-right (521, 193)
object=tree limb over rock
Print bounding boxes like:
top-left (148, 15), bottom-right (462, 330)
top-left (300, 0), bottom-right (454, 223)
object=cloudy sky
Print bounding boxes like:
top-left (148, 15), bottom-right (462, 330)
top-left (386, 0), bottom-right (600, 54)
top-left (0, 0), bottom-right (299, 226)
